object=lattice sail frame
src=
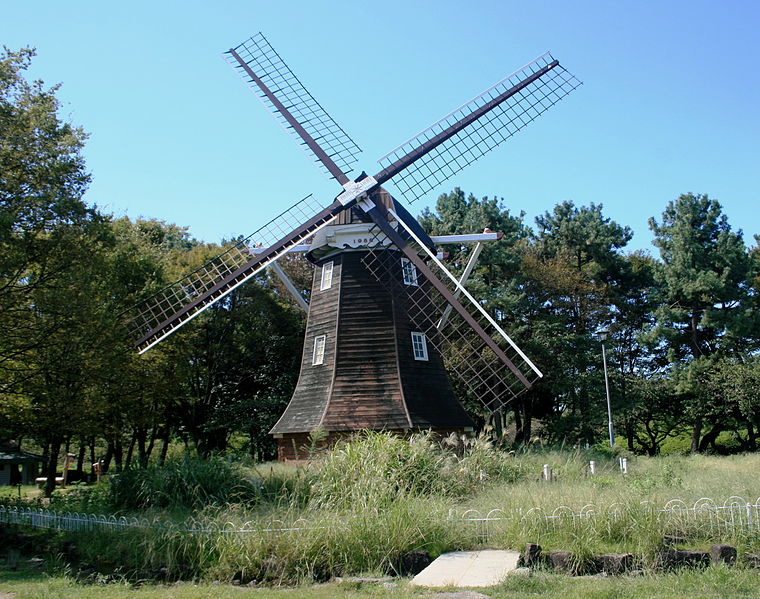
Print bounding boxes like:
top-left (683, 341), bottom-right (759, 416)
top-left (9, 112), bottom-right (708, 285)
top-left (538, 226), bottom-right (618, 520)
top-left (226, 33), bottom-right (362, 180)
top-left (126, 194), bottom-right (332, 353)
top-left (360, 220), bottom-right (540, 413)
top-left (378, 52), bottom-right (582, 203)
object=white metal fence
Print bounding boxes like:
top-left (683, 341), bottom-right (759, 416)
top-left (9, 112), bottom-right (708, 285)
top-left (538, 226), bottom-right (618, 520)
top-left (452, 496), bottom-right (760, 541)
top-left (3, 496), bottom-right (760, 542)
top-left (0, 505), bottom-right (316, 536)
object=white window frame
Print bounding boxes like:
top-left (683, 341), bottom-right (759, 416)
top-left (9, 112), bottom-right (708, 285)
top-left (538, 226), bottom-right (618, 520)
top-left (411, 332), bottom-right (428, 361)
top-left (312, 335), bottom-right (326, 365)
top-left (401, 258), bottom-right (418, 286)
top-left (320, 261), bottom-right (334, 291)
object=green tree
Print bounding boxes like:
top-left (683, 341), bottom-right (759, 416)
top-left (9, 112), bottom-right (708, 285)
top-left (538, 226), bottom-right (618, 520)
top-left (646, 193), bottom-right (754, 452)
top-left (614, 252), bottom-right (663, 451)
top-left (626, 375), bottom-right (684, 455)
top-left (0, 47), bottom-right (96, 396)
top-left (522, 201), bottom-right (632, 445)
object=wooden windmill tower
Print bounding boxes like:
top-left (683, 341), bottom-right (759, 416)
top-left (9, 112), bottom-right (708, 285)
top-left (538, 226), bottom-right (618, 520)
top-left (126, 33), bottom-right (581, 459)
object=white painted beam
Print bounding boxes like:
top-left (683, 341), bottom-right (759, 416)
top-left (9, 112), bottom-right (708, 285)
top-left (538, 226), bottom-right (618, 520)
top-left (387, 208), bottom-right (543, 379)
top-left (248, 232), bottom-right (502, 255)
top-left (268, 261), bottom-right (309, 312)
top-left (437, 241), bottom-right (484, 330)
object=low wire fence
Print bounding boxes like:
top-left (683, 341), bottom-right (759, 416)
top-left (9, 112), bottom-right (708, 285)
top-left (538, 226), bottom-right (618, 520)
top-left (0, 505), bottom-right (317, 536)
top-left (453, 496), bottom-right (760, 542)
top-left (3, 496), bottom-right (760, 543)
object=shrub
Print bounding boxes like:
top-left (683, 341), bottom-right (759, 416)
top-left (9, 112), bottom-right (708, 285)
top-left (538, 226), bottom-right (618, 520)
top-left (49, 481), bottom-right (112, 513)
top-left (107, 456), bottom-right (259, 511)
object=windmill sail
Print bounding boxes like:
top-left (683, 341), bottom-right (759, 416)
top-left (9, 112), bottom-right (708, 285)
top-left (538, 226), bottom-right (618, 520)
top-left (226, 33), bottom-right (362, 184)
top-left (127, 194), bottom-right (342, 353)
top-left (375, 52), bottom-right (581, 203)
top-left (360, 194), bottom-right (540, 411)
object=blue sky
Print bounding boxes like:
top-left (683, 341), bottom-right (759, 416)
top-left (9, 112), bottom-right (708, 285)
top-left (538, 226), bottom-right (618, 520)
top-left (4, 0), bottom-right (758, 254)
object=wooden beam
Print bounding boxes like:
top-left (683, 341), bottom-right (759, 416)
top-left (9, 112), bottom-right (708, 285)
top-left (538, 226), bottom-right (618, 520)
top-left (437, 241), bottom-right (484, 330)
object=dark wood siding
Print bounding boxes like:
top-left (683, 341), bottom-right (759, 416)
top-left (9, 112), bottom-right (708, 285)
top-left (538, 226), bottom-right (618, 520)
top-left (272, 245), bottom-right (472, 441)
top-left (321, 252), bottom-right (409, 430)
top-left (269, 256), bottom-right (342, 434)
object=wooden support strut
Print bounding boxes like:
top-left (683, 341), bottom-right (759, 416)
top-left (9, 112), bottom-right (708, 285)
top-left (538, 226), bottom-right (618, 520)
top-left (364, 195), bottom-right (532, 389)
top-left (268, 261), bottom-right (309, 312)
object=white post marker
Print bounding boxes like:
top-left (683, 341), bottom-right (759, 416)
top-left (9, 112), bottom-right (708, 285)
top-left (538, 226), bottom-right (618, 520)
top-left (542, 464), bottom-right (552, 482)
top-left (619, 457), bottom-right (628, 474)
top-left (589, 460), bottom-right (596, 475)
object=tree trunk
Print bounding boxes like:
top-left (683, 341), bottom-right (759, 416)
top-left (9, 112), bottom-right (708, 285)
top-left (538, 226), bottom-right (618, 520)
top-left (512, 405), bottom-right (524, 445)
top-left (698, 422), bottom-right (722, 452)
top-left (643, 421), bottom-right (657, 456)
top-left (747, 420), bottom-right (757, 452)
top-left (523, 409), bottom-right (532, 443)
top-left (124, 431), bottom-right (137, 469)
top-left (136, 428), bottom-right (148, 469)
top-left (88, 438), bottom-right (97, 481)
top-left (491, 410), bottom-right (505, 441)
top-left (76, 441), bottom-right (86, 479)
top-left (44, 438), bottom-right (62, 498)
top-left (690, 416), bottom-right (703, 454)
top-left (144, 426), bottom-right (158, 465)
top-left (625, 416), bottom-right (635, 452)
top-left (159, 427), bottom-right (170, 466)
top-left (102, 438), bottom-right (114, 474)
top-left (516, 398), bottom-right (533, 445)
top-left (113, 436), bottom-right (123, 472)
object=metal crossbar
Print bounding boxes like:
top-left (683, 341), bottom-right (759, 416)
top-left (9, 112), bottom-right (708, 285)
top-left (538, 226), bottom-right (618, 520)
top-left (226, 32), bottom-right (362, 181)
top-left (377, 52), bottom-right (581, 203)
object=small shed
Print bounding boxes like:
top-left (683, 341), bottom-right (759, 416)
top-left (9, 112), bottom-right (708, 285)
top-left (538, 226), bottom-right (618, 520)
top-left (0, 442), bottom-right (44, 486)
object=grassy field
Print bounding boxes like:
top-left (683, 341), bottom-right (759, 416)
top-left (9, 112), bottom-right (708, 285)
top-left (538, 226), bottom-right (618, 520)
top-left (3, 562), bottom-right (760, 599)
top-left (3, 435), bottom-right (760, 595)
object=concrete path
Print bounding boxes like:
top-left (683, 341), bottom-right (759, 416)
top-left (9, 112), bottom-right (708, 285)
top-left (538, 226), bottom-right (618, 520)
top-left (410, 549), bottom-right (520, 588)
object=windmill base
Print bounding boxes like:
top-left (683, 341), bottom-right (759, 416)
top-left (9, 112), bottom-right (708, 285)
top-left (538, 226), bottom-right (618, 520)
top-left (274, 428), bottom-right (473, 462)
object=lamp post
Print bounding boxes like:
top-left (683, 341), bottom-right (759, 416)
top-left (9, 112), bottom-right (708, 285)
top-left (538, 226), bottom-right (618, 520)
top-left (598, 328), bottom-right (615, 447)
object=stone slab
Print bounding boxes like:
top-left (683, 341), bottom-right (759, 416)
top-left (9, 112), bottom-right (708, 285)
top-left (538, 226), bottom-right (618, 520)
top-left (410, 550), bottom-right (520, 588)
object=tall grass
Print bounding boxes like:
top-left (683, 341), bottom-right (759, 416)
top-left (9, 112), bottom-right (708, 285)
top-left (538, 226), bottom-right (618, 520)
top-left (108, 456), bottom-right (260, 511)
top-left (11, 434), bottom-right (760, 583)
top-left (310, 431), bottom-right (528, 510)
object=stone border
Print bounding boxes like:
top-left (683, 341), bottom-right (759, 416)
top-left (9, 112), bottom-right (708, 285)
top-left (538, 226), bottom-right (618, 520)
top-left (519, 539), bottom-right (744, 576)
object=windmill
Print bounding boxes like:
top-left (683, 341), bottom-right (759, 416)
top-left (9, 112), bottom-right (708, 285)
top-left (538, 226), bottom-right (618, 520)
top-left (126, 33), bottom-right (581, 459)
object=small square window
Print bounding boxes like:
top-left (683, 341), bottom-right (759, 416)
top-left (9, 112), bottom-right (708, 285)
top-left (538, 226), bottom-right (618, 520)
top-left (320, 261), bottom-right (334, 291)
top-left (411, 332), bottom-right (428, 361)
top-left (401, 258), bottom-right (418, 286)
top-left (312, 335), bottom-right (326, 365)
